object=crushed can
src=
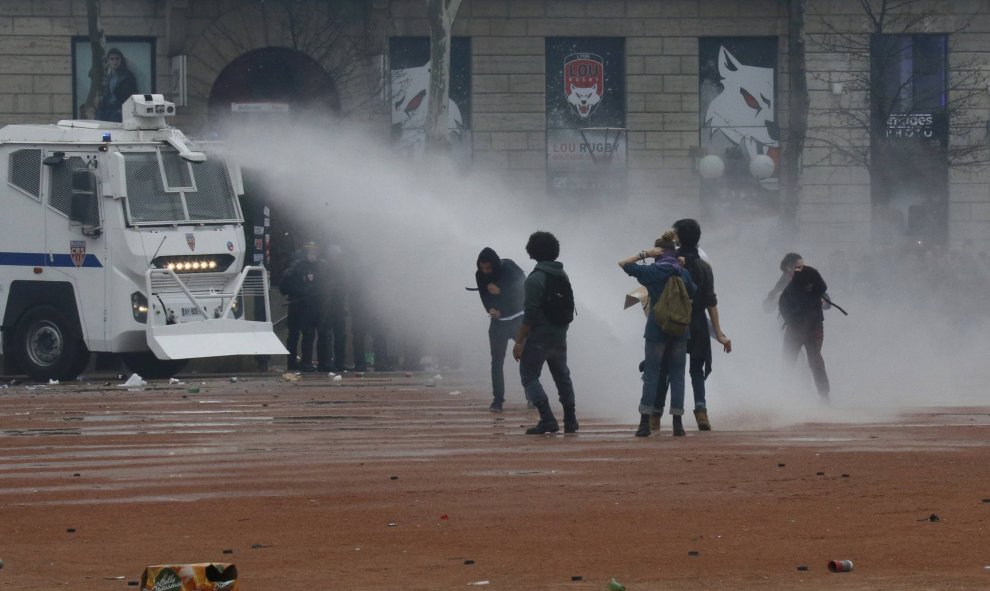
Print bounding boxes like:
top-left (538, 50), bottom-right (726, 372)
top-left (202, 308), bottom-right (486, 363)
top-left (828, 559), bottom-right (854, 573)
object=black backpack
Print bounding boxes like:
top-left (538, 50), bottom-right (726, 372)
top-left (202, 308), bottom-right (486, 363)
top-left (540, 271), bottom-right (575, 326)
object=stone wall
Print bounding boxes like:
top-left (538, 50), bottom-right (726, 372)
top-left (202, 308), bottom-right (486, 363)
top-left (0, 0), bottom-right (989, 250)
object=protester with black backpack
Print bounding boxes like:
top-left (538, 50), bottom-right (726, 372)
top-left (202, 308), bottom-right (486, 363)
top-left (511, 231), bottom-right (578, 434)
top-left (619, 238), bottom-right (696, 437)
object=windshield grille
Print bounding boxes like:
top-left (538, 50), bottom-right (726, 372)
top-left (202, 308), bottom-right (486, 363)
top-left (123, 149), bottom-right (241, 225)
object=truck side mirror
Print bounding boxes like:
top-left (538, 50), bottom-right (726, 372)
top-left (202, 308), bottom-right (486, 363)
top-left (70, 170), bottom-right (101, 236)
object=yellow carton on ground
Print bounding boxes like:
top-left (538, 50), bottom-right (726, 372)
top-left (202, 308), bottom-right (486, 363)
top-left (141, 563), bottom-right (239, 591)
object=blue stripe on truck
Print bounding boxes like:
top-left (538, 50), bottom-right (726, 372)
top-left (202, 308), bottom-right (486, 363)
top-left (0, 251), bottom-right (103, 268)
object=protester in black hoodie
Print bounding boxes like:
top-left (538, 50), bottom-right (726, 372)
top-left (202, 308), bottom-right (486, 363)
top-left (776, 253), bottom-right (830, 399)
top-left (476, 247), bottom-right (527, 412)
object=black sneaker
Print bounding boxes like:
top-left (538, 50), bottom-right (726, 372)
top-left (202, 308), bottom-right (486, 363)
top-left (489, 401), bottom-right (503, 413)
top-left (672, 415), bottom-right (686, 437)
top-left (564, 419), bottom-right (579, 434)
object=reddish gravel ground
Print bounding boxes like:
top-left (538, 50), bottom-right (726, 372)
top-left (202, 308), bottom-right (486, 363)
top-left (0, 372), bottom-right (988, 590)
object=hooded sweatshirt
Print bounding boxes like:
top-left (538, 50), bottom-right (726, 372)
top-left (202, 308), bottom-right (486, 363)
top-left (522, 260), bottom-right (570, 342)
top-left (778, 265), bottom-right (827, 329)
top-left (475, 247), bottom-right (526, 318)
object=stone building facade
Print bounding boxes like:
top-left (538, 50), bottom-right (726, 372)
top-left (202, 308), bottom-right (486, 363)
top-left (1, 0), bottom-right (989, 251)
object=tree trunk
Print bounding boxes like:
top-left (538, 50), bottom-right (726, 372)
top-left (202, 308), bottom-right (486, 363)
top-left (82, 0), bottom-right (107, 119)
top-left (781, 0), bottom-right (809, 228)
top-left (424, 0), bottom-right (462, 155)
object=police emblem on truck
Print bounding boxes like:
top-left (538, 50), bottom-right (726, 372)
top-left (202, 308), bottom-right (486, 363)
top-left (70, 240), bottom-right (86, 268)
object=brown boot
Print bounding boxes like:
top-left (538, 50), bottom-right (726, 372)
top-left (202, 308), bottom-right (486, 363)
top-left (694, 409), bottom-right (711, 431)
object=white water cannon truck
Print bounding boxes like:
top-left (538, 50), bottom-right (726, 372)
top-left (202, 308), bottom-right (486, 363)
top-left (0, 94), bottom-right (287, 381)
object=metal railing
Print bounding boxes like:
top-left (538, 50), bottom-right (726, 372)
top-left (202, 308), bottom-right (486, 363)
top-left (146, 265), bottom-right (271, 324)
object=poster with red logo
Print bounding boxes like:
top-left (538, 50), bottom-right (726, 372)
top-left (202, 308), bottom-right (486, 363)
top-left (545, 38), bottom-right (625, 198)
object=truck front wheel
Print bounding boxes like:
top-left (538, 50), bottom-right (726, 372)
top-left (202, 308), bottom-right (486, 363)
top-left (13, 306), bottom-right (88, 382)
top-left (121, 352), bottom-right (188, 380)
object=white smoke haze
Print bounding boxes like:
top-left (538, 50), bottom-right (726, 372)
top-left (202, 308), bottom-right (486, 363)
top-left (229, 120), bottom-right (989, 429)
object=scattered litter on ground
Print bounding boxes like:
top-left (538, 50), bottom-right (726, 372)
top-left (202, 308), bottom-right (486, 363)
top-left (389, 476), bottom-right (398, 480)
top-left (688, 550), bottom-right (700, 556)
top-left (797, 565), bottom-right (809, 571)
top-left (48, 379), bottom-right (59, 385)
top-left (449, 390), bottom-right (461, 396)
top-left (104, 576), bottom-right (125, 580)
top-left (387, 522), bottom-right (397, 527)
top-left (222, 548), bottom-right (233, 554)
top-left (229, 376), bottom-right (238, 383)
top-left (424, 378), bottom-right (436, 387)
top-left (828, 559), bottom-right (854, 573)
top-left (333, 375), bottom-right (343, 382)
top-left (404, 372), bottom-right (413, 377)
top-left (186, 387), bottom-right (200, 394)
top-left (169, 378), bottom-right (182, 384)
top-left (464, 559), bottom-right (474, 565)
top-left (570, 575), bottom-right (582, 581)
top-left (468, 581), bottom-right (489, 586)
top-left (118, 374), bottom-right (146, 388)
top-left (66, 528), bottom-right (76, 533)
top-left (817, 471), bottom-right (825, 476)
top-left (608, 578), bottom-right (625, 591)
top-left (282, 373), bottom-right (300, 382)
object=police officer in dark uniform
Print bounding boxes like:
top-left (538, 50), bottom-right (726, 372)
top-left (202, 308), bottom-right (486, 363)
top-left (279, 242), bottom-right (327, 371)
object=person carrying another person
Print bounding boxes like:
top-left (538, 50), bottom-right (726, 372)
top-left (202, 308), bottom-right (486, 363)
top-left (620, 237), bottom-right (696, 437)
top-left (655, 220), bottom-right (732, 432)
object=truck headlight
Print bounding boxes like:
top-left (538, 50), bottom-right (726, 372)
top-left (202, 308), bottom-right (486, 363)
top-left (131, 292), bottom-right (149, 323)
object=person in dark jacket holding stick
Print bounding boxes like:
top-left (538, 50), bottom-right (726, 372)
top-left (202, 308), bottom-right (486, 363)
top-left (774, 253), bottom-right (831, 400)
top-left (476, 247), bottom-right (527, 412)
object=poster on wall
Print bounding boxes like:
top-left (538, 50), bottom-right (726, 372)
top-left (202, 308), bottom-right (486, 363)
top-left (72, 37), bottom-right (156, 122)
top-left (545, 37), bottom-right (626, 198)
top-left (698, 37), bottom-right (779, 220)
top-left (389, 37), bottom-right (471, 161)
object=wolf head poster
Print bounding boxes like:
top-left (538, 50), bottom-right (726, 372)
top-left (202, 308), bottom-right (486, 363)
top-left (699, 37), bottom-right (779, 220)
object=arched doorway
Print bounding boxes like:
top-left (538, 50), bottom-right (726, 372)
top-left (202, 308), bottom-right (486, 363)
top-left (208, 47), bottom-right (339, 314)
top-left (207, 46), bottom-right (339, 128)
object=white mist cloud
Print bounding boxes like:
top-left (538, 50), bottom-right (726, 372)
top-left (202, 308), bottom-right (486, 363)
top-left (227, 121), bottom-right (989, 430)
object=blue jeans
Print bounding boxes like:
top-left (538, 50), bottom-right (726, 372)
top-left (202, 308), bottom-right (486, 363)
top-left (641, 338), bottom-right (687, 415)
top-left (489, 316), bottom-right (523, 403)
top-left (659, 355), bottom-right (708, 410)
top-left (519, 338), bottom-right (575, 409)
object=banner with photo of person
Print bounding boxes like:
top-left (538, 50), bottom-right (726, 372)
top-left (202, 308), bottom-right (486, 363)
top-left (545, 37), bottom-right (626, 198)
top-left (72, 37), bottom-right (156, 122)
top-left (389, 37), bottom-right (471, 162)
top-left (698, 37), bottom-right (779, 220)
